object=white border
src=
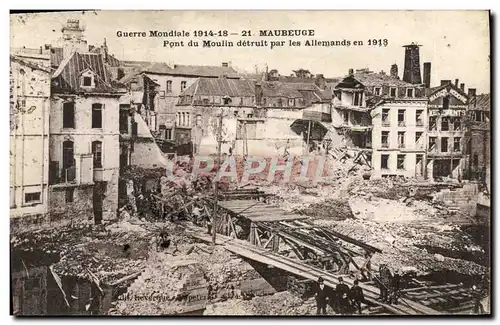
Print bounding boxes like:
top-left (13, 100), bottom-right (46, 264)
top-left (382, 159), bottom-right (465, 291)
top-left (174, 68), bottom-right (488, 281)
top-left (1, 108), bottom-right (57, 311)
top-left (2, 2), bottom-right (498, 325)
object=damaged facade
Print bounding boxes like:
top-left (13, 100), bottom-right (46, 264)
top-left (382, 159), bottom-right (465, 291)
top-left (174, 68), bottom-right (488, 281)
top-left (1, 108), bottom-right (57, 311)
top-left (467, 92), bottom-right (490, 189)
top-left (333, 68), bottom-right (428, 179)
top-left (426, 80), bottom-right (470, 180)
top-left (10, 53), bottom-right (51, 227)
top-left (119, 62), bottom-right (240, 156)
top-left (176, 76), bottom-right (333, 156)
top-left (44, 19), bottom-right (126, 225)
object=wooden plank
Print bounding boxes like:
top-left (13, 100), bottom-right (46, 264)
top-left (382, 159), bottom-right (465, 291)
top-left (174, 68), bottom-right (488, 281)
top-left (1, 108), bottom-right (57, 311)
top-left (402, 283), bottom-right (463, 293)
top-left (247, 214), bottom-right (308, 222)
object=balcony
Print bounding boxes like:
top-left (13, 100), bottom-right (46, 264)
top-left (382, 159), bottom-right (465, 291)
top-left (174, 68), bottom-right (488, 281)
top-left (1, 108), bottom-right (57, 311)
top-left (398, 143), bottom-right (405, 149)
top-left (416, 120), bottom-right (424, 127)
top-left (398, 121), bottom-right (406, 127)
top-left (382, 143), bottom-right (389, 148)
top-left (382, 120), bottom-right (391, 127)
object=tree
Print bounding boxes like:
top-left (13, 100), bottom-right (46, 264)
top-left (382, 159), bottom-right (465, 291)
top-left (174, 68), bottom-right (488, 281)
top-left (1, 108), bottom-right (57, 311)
top-left (293, 69), bottom-right (313, 78)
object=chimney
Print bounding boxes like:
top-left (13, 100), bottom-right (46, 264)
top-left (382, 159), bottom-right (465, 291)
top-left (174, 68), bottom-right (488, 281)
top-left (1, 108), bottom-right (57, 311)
top-left (455, 79), bottom-right (459, 87)
top-left (460, 83), bottom-right (465, 92)
top-left (440, 80), bottom-right (451, 86)
top-left (468, 88), bottom-right (477, 108)
top-left (380, 70), bottom-right (386, 75)
top-left (423, 62), bottom-right (431, 88)
top-left (348, 68), bottom-right (354, 76)
top-left (402, 43), bottom-right (422, 84)
top-left (222, 62), bottom-right (229, 67)
top-left (255, 82), bottom-right (263, 106)
top-left (390, 64), bottom-right (398, 79)
top-left (39, 46), bottom-right (43, 54)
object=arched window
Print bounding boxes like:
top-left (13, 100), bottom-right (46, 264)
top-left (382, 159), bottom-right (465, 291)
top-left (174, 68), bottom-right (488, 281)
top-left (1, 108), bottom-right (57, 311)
top-left (19, 69), bottom-right (26, 96)
top-left (92, 141), bottom-right (103, 168)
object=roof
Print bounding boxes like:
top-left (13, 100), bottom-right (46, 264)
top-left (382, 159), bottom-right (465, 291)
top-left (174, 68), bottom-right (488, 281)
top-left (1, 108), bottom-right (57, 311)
top-left (326, 77), bottom-right (342, 89)
top-left (170, 64), bottom-right (239, 78)
top-left (277, 76), bottom-right (317, 83)
top-left (10, 55), bottom-right (51, 73)
top-left (287, 83), bottom-right (332, 102)
top-left (473, 94), bottom-right (490, 111)
top-left (143, 62), bottom-right (174, 74)
top-left (428, 82), bottom-right (469, 100)
top-left (261, 81), bottom-right (303, 98)
top-left (182, 78), bottom-right (255, 97)
top-left (52, 52), bottom-right (124, 94)
top-left (50, 47), bottom-right (64, 68)
top-left (352, 72), bottom-right (414, 88)
top-left (238, 72), bottom-right (266, 81)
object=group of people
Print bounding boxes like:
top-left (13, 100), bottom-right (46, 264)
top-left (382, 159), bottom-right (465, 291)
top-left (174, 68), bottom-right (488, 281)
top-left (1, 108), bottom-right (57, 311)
top-left (315, 277), bottom-right (365, 315)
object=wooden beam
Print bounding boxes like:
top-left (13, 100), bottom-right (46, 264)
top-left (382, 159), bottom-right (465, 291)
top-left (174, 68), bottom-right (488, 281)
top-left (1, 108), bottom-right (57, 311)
top-left (263, 233), bottom-right (275, 249)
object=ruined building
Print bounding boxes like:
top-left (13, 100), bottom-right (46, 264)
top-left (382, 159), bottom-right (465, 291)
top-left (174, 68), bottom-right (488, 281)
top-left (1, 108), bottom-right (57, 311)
top-left (467, 92), bottom-right (490, 186)
top-left (49, 19), bottom-right (127, 224)
top-left (176, 77), bottom-right (333, 156)
top-left (119, 62), bottom-right (241, 155)
top-left (9, 53), bottom-right (51, 230)
top-left (426, 80), bottom-right (469, 180)
top-left (333, 67), bottom-right (428, 179)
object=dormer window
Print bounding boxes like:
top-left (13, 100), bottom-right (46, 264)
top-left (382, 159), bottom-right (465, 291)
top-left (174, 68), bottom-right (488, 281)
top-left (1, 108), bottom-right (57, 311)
top-left (80, 70), bottom-right (96, 89)
top-left (390, 87), bottom-right (397, 97)
top-left (406, 88), bottom-right (414, 98)
top-left (374, 87), bottom-right (382, 96)
top-left (83, 76), bottom-right (92, 86)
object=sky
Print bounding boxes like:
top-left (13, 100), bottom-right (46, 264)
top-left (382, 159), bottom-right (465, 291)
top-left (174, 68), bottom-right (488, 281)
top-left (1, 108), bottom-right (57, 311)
top-left (10, 10), bottom-right (491, 93)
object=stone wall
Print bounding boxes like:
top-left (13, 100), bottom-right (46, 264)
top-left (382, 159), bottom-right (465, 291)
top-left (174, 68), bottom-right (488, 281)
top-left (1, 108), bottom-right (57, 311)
top-left (432, 183), bottom-right (479, 216)
top-left (48, 185), bottom-right (94, 224)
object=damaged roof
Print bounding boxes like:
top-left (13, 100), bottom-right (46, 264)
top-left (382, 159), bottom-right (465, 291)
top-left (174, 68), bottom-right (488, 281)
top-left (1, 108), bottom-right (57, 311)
top-left (287, 83), bottom-right (332, 102)
top-left (261, 81), bottom-right (304, 98)
top-left (473, 94), bottom-right (491, 111)
top-left (170, 64), bottom-right (239, 78)
top-left (352, 71), bottom-right (415, 88)
top-left (52, 52), bottom-right (124, 94)
top-left (10, 55), bottom-right (51, 73)
top-left (182, 77), bottom-right (255, 97)
top-left (50, 47), bottom-right (64, 68)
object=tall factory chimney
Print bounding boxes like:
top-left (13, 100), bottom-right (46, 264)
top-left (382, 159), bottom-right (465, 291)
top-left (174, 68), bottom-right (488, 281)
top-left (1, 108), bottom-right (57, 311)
top-left (423, 62), bottom-right (431, 88)
top-left (390, 64), bottom-right (399, 79)
top-left (402, 43), bottom-right (422, 84)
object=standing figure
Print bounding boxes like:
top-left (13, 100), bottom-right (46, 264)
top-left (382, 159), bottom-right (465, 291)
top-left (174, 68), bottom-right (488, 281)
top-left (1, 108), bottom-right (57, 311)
top-left (378, 264), bottom-right (392, 302)
top-left (350, 279), bottom-right (365, 314)
top-left (390, 269), bottom-right (401, 304)
top-left (315, 277), bottom-right (330, 315)
top-left (335, 277), bottom-right (351, 314)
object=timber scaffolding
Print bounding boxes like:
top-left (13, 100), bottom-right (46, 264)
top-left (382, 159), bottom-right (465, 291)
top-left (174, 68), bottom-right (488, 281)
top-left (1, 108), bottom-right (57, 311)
top-left (187, 189), bottom-right (478, 315)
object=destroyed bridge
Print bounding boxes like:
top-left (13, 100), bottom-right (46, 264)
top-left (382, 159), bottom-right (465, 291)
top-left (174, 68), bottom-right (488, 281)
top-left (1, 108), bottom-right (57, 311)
top-left (162, 188), bottom-right (479, 315)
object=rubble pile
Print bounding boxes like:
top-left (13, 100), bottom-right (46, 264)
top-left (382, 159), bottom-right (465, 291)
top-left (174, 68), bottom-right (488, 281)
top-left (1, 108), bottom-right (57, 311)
top-left (204, 291), bottom-right (317, 316)
top-left (313, 218), bottom-right (487, 276)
